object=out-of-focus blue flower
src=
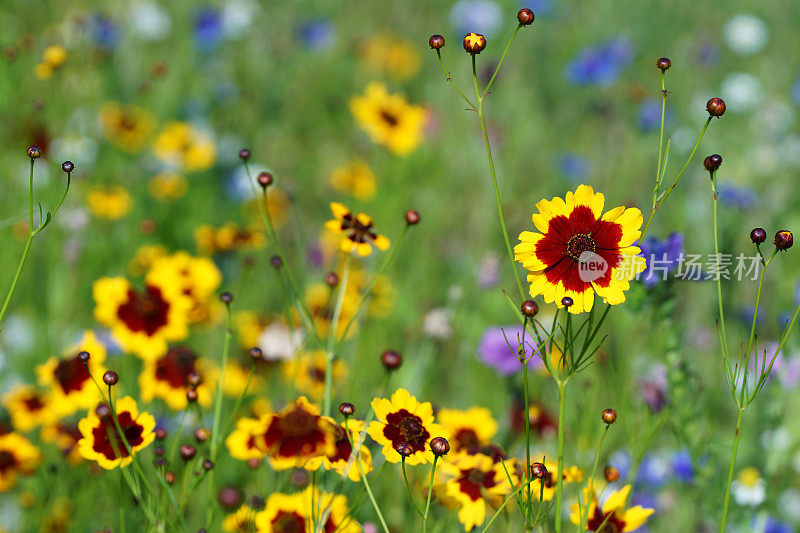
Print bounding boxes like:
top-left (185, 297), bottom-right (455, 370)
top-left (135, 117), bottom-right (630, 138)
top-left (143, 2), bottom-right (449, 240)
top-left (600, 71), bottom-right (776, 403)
top-left (793, 75), bottom-right (800, 106)
top-left (556, 152), bottom-right (591, 182)
top-left (638, 98), bottom-right (670, 131)
top-left (671, 450), bottom-right (695, 482)
top-left (631, 492), bottom-right (658, 511)
top-left (698, 42), bottom-right (720, 66)
top-left (91, 15), bottom-right (119, 50)
top-left (718, 184), bottom-right (757, 210)
top-left (637, 454), bottom-right (669, 487)
top-left (450, 0), bottom-right (503, 39)
top-left (297, 20), bottom-right (335, 51)
top-left (195, 8), bottom-right (224, 53)
top-left (752, 514), bottom-right (794, 533)
top-left (477, 326), bottom-right (539, 375)
top-left (565, 38), bottom-right (633, 87)
top-left (519, 0), bottom-right (553, 17)
top-left (638, 233), bottom-right (683, 287)
top-left (738, 305), bottom-right (765, 328)
top-left (608, 449), bottom-right (632, 481)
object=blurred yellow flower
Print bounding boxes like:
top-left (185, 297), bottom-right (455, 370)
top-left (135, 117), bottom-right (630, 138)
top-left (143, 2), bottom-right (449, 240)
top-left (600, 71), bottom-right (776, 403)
top-left (99, 103), bottom-right (155, 153)
top-left (34, 45), bottom-right (67, 80)
top-left (146, 251), bottom-right (222, 325)
top-left (128, 244), bottom-right (170, 277)
top-left (153, 121), bottom-right (216, 172)
top-left (148, 173), bottom-right (187, 201)
top-left (194, 223), bottom-right (266, 255)
top-left (86, 186), bottom-right (132, 219)
top-left (350, 82), bottom-right (426, 155)
top-left (283, 350), bottom-right (347, 400)
top-left (328, 159), bottom-right (376, 200)
top-left (242, 186), bottom-right (289, 228)
top-left (361, 35), bottom-right (421, 80)
top-left (1, 385), bottom-right (55, 433)
top-left (77, 396), bottom-right (155, 470)
top-left (0, 432), bottom-right (42, 491)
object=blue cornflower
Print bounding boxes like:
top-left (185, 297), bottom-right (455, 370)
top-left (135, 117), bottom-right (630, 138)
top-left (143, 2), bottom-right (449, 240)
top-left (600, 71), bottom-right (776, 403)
top-left (637, 453), bottom-right (669, 487)
top-left (556, 152), bottom-right (591, 182)
top-left (565, 38), bottom-right (633, 87)
top-left (638, 233), bottom-right (684, 287)
top-left (195, 8), bottom-right (223, 53)
top-left (91, 15), bottom-right (119, 50)
top-left (638, 98), bottom-right (670, 131)
top-left (297, 20), bottom-right (335, 51)
top-left (671, 450), bottom-right (695, 482)
top-left (718, 184), bottom-right (757, 210)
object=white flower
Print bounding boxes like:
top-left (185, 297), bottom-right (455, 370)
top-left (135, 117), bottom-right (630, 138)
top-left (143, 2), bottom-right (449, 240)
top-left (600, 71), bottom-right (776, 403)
top-left (222, 0), bottom-right (258, 38)
top-left (130, 1), bottom-right (172, 41)
top-left (731, 467), bottom-right (766, 506)
top-left (1, 315), bottom-right (34, 354)
top-left (723, 15), bottom-right (768, 56)
top-left (720, 72), bottom-right (763, 113)
top-left (423, 307), bottom-right (452, 340)
top-left (257, 322), bottom-right (304, 361)
top-left (50, 134), bottom-right (98, 166)
top-left (778, 489), bottom-right (800, 521)
top-left (449, 0), bottom-right (503, 39)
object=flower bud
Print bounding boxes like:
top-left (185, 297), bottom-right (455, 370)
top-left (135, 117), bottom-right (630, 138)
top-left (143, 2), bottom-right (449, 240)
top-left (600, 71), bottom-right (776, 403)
top-left (561, 296), bottom-right (573, 308)
top-left (517, 8), bottom-right (535, 26)
top-left (187, 371), bottom-right (202, 387)
top-left (95, 402), bottom-right (111, 418)
top-left (428, 35), bottom-right (445, 50)
top-left (186, 389), bottom-right (199, 403)
top-left (703, 154), bottom-right (722, 173)
top-left (396, 442), bottom-right (413, 458)
top-left (165, 471), bottom-right (176, 484)
top-left (706, 97), bottom-right (726, 117)
top-left (463, 33), bottom-right (486, 54)
top-left (325, 272), bottom-right (339, 287)
top-left (270, 255), bottom-right (282, 268)
top-left (155, 428), bottom-right (168, 440)
top-left (775, 230), bottom-right (793, 251)
top-left (195, 428), bottom-right (209, 443)
top-left (203, 459), bottom-right (214, 470)
top-left (750, 228), bottom-right (766, 245)
top-left (218, 486), bottom-right (243, 510)
top-left (604, 466), bottom-right (620, 482)
top-left (180, 445), bottom-right (196, 461)
top-left (521, 300), bottom-right (538, 317)
top-left (220, 292), bottom-right (233, 304)
top-left (77, 351), bottom-right (90, 363)
top-left (601, 408), bottom-right (617, 425)
top-left (530, 462), bottom-right (547, 479)
top-left (430, 437), bottom-right (450, 457)
top-left (338, 402), bottom-right (355, 417)
top-left (238, 148), bottom-right (251, 161)
top-left (154, 446), bottom-right (165, 456)
top-left (27, 145), bottom-right (41, 159)
top-left (249, 347), bottom-right (263, 360)
top-left (103, 371), bottom-right (118, 386)
top-left (380, 350), bottom-right (402, 371)
top-left (656, 58), bottom-right (671, 71)
top-left (405, 210), bottom-right (420, 226)
top-left (257, 171), bottom-right (273, 188)
top-left (61, 161), bottom-right (74, 173)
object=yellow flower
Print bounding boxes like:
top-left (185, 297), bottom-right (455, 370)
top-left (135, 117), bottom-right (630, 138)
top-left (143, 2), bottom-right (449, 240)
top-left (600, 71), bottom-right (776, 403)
top-left (34, 62), bottom-right (54, 80)
top-left (195, 223), bottom-right (266, 255)
top-left (138, 347), bottom-right (213, 410)
top-left (436, 407), bottom-right (498, 453)
top-left (92, 275), bottom-right (192, 360)
top-left (328, 159), bottom-right (376, 200)
top-left (225, 416), bottom-right (268, 461)
top-left (304, 281), bottom-right (359, 340)
top-left (87, 186), bottom-right (132, 219)
top-left (570, 484), bottom-right (654, 532)
top-left (514, 184), bottom-right (646, 314)
top-left (77, 396), bottom-right (155, 470)
top-left (40, 422), bottom-right (83, 465)
top-left (361, 34), bottom-right (421, 80)
top-left (35, 330), bottom-right (107, 417)
top-left (530, 459), bottom-right (583, 502)
top-left (234, 310), bottom-right (273, 349)
top-left (42, 45), bottom-right (67, 67)
top-left (324, 202), bottom-right (390, 257)
top-left (99, 103), bottom-right (155, 152)
top-left (222, 505), bottom-right (258, 532)
top-left (350, 82), bottom-right (426, 155)
top-left (153, 121), bottom-right (216, 172)
top-left (128, 244), bottom-right (170, 277)
top-left (304, 418), bottom-right (373, 481)
top-left (253, 487), bottom-right (360, 533)
top-left (368, 388), bottom-right (449, 465)
top-left (146, 251), bottom-right (222, 324)
top-left (148, 173), bottom-right (188, 201)
top-left (283, 350), bottom-right (347, 401)
top-left (1, 385), bottom-right (55, 433)
top-left (0, 432), bottom-right (42, 491)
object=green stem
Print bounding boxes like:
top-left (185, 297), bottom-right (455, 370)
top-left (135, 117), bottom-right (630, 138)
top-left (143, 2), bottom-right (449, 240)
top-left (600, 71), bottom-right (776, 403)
top-left (323, 255), bottom-right (351, 416)
top-left (523, 356), bottom-right (532, 525)
top-left (483, 25), bottom-right (521, 98)
top-left (719, 407), bottom-right (744, 532)
top-left (435, 50), bottom-right (476, 110)
top-left (402, 459), bottom-right (425, 517)
top-left (422, 456), bottom-right (439, 533)
top-left (361, 466), bottom-right (390, 533)
top-left (582, 426), bottom-right (609, 530)
top-left (554, 381), bottom-right (566, 533)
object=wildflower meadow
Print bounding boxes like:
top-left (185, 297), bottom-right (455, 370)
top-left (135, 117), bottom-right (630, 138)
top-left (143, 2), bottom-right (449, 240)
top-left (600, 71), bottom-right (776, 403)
top-left (2, 1), bottom-right (800, 532)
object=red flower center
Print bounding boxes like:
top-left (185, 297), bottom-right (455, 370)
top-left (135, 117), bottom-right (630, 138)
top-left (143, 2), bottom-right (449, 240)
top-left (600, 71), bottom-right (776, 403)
top-left (339, 212), bottom-right (378, 244)
top-left (566, 233), bottom-right (596, 261)
top-left (53, 356), bottom-right (92, 394)
top-left (272, 511), bottom-right (306, 533)
top-left (380, 109), bottom-right (399, 126)
top-left (116, 286), bottom-right (171, 335)
top-left (454, 428), bottom-right (480, 450)
top-left (383, 409), bottom-right (431, 453)
top-left (457, 467), bottom-right (498, 501)
top-left (22, 394), bottom-right (45, 412)
top-left (90, 411), bottom-right (146, 461)
top-left (330, 426), bottom-right (353, 462)
top-left (0, 450), bottom-right (17, 473)
top-left (154, 346), bottom-right (198, 388)
top-left (588, 507), bottom-right (626, 532)
top-left (263, 406), bottom-right (329, 459)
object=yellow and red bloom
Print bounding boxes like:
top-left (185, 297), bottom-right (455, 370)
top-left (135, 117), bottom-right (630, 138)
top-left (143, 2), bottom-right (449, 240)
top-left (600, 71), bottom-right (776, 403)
top-left (0, 432), bottom-right (42, 491)
top-left (40, 422), bottom-right (83, 465)
top-left (77, 396), bottom-right (155, 470)
top-left (305, 418), bottom-right (373, 481)
top-left (222, 504), bottom-right (258, 532)
top-left (531, 460), bottom-right (583, 501)
top-left (92, 275), bottom-right (192, 360)
top-left (138, 346), bottom-right (213, 410)
top-left (254, 487), bottom-right (360, 533)
top-left (437, 407), bottom-right (498, 453)
top-left (436, 452), bottom-right (517, 531)
top-left (146, 251), bottom-right (222, 325)
top-left (325, 202), bottom-right (390, 257)
top-left (195, 223), bottom-right (266, 256)
top-left (283, 350), bottom-right (347, 401)
top-left (328, 159), bottom-right (376, 200)
top-left (256, 397), bottom-right (337, 470)
top-left (153, 121), bottom-right (216, 172)
top-left (35, 330), bottom-right (107, 417)
top-left (570, 484), bottom-right (654, 532)
top-left (514, 185), bottom-right (646, 314)
top-left (2, 385), bottom-right (55, 433)
top-left (350, 82), bottom-right (426, 155)
top-left (368, 388), bottom-right (448, 465)
top-left (225, 416), bottom-right (268, 461)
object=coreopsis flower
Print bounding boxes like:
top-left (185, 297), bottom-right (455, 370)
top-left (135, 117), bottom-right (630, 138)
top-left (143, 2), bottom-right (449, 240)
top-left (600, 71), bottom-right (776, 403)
top-left (194, 223), bottom-right (266, 255)
top-left (225, 416), bottom-right (268, 461)
top-left (305, 419), bottom-right (373, 481)
top-left (531, 459), bottom-right (584, 501)
top-left (1, 385), bottom-right (55, 432)
top-left (0, 432), bottom-right (43, 491)
top-left (437, 407), bottom-right (498, 453)
top-left (514, 185), bottom-right (646, 314)
top-left (146, 251), bottom-right (222, 324)
top-left (350, 82), bottom-right (426, 155)
top-left (435, 451), bottom-right (517, 531)
top-left (92, 275), bottom-right (192, 360)
top-left (148, 172), bottom-right (188, 201)
top-left (360, 34), bottom-right (421, 81)
top-left (328, 159), bottom-right (376, 200)
top-left (222, 505), bottom-right (257, 532)
top-left (283, 350), bottom-right (347, 401)
top-left (35, 330), bottom-right (107, 417)
top-left (138, 346), bottom-right (213, 410)
top-left (128, 244), bottom-right (170, 277)
top-left (86, 186), bottom-right (133, 220)
top-left (570, 484), bottom-right (654, 532)
top-left (153, 121), bottom-right (216, 172)
top-left (40, 422), bottom-right (83, 464)
top-left (254, 487), bottom-right (361, 533)
top-left (99, 102), bottom-right (155, 152)
top-left (325, 202), bottom-right (390, 257)
top-left (368, 388), bottom-right (448, 465)
top-left (77, 396), bottom-right (156, 470)
top-left (256, 397), bottom-right (337, 470)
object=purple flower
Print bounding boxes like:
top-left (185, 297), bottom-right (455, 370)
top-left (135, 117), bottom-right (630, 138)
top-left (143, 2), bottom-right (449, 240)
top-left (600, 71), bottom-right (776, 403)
top-left (717, 184), bottom-right (757, 210)
top-left (477, 326), bottom-right (539, 375)
top-left (565, 38), bottom-right (633, 87)
top-left (754, 516), bottom-right (794, 533)
top-left (637, 454), bottom-right (669, 487)
top-left (638, 233), bottom-right (684, 287)
top-left (638, 98), bottom-right (669, 131)
top-left (639, 363), bottom-right (668, 412)
top-left (671, 450), bottom-right (695, 482)
top-left (91, 15), bottom-right (119, 50)
top-left (450, 0), bottom-right (503, 39)
top-left (297, 20), bottom-right (335, 51)
top-left (195, 8), bottom-right (223, 53)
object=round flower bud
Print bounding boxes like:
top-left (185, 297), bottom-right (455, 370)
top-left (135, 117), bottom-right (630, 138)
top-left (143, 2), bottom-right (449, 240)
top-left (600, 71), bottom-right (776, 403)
top-left (517, 8), bottom-right (535, 26)
top-left (95, 402), bottom-right (111, 418)
top-left (61, 161), bottom-right (74, 173)
top-left (257, 171), bottom-right (273, 188)
top-left (270, 255), bottom-right (282, 268)
top-left (604, 466), bottom-right (620, 483)
top-left (706, 97), bottom-right (726, 117)
top-left (186, 389), bottom-right (199, 403)
top-left (703, 154), bottom-right (722, 173)
top-left (195, 428), bottom-right (209, 443)
top-left (187, 371), bottom-right (202, 387)
top-left (775, 230), bottom-right (793, 251)
top-left (154, 446), bottom-right (165, 457)
top-left (750, 228), bottom-right (767, 245)
top-left (380, 350), bottom-right (402, 371)
top-left (77, 351), bottom-right (90, 363)
top-left (249, 347), bottom-right (263, 360)
top-left (155, 428), bottom-right (168, 440)
top-left (463, 33), bottom-right (486, 54)
top-left (102, 371), bottom-right (118, 386)
top-left (248, 458), bottom-right (261, 469)
top-left (218, 485), bottom-right (243, 510)
top-left (428, 35), bottom-right (445, 50)
top-left (165, 471), bottom-right (176, 485)
top-left (656, 58), bottom-right (671, 71)
top-left (530, 462), bottom-right (548, 479)
top-left (203, 459), bottom-right (214, 471)
top-left (325, 272), bottom-right (339, 287)
top-left (180, 445), bottom-right (196, 461)
top-left (154, 457), bottom-right (166, 467)
top-left (521, 300), bottom-right (539, 317)
top-left (430, 437), bottom-right (450, 457)
top-left (601, 408), bottom-right (617, 425)
top-left (27, 145), bottom-right (41, 159)
top-left (238, 148), bottom-right (251, 161)
top-left (220, 292), bottom-right (233, 304)
top-left (561, 296), bottom-right (573, 308)
top-left (405, 210), bottom-right (421, 226)
top-left (396, 442), bottom-right (413, 458)
top-left (338, 402), bottom-right (355, 417)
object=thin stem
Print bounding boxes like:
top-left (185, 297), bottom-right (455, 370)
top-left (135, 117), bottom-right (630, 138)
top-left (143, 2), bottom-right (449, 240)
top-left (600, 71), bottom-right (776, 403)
top-left (323, 255), bottom-right (351, 416)
top-left (711, 172), bottom-right (732, 375)
top-left (436, 50), bottom-right (477, 110)
top-left (483, 25), bottom-right (522, 98)
top-left (719, 407), bottom-right (744, 532)
top-left (655, 72), bottom-right (667, 192)
top-left (422, 456), bottom-right (439, 533)
top-left (402, 459), bottom-right (425, 517)
top-left (480, 479), bottom-right (535, 532)
top-left (582, 426), bottom-right (609, 530)
top-left (361, 466), bottom-right (390, 533)
top-left (522, 356), bottom-right (532, 525)
top-left (554, 381), bottom-right (566, 533)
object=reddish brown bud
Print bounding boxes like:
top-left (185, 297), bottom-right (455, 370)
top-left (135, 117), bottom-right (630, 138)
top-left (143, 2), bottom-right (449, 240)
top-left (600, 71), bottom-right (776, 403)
top-left (61, 161), bottom-right (74, 173)
top-left (604, 466), bottom-right (620, 482)
top-left (180, 445), bottom-right (196, 461)
top-left (656, 57), bottom-right (671, 71)
top-left (521, 300), bottom-right (538, 317)
top-left (220, 292), bottom-right (233, 304)
top-left (380, 350), bottom-right (402, 371)
top-left (750, 228), bottom-right (766, 244)
top-left (249, 347), bottom-right (263, 360)
top-left (517, 8), bottom-right (535, 26)
top-left (463, 33), bottom-right (486, 54)
top-left (195, 428), bottom-right (209, 443)
top-left (775, 230), bottom-right (793, 251)
top-left (155, 428), bottom-right (168, 440)
top-left (601, 408), bottom-right (618, 425)
top-left (165, 471), bottom-right (176, 484)
top-left (186, 389), bottom-right (199, 403)
top-left (257, 172), bottom-right (273, 188)
top-left (396, 442), bottom-right (413, 458)
top-left (706, 97), bottom-right (726, 117)
top-left (561, 296), bottom-right (573, 308)
top-left (704, 154), bottom-right (722, 173)
top-left (77, 351), bottom-right (90, 363)
top-left (238, 148), bottom-right (251, 161)
top-left (27, 145), bottom-right (41, 159)
top-left (338, 402), bottom-right (355, 417)
top-left (102, 371), bottom-right (118, 386)
top-left (530, 462), bottom-right (548, 479)
top-left (428, 35), bottom-right (445, 50)
top-left (325, 272), bottom-right (339, 287)
top-left (430, 437), bottom-right (450, 457)
top-left (405, 210), bottom-right (420, 226)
